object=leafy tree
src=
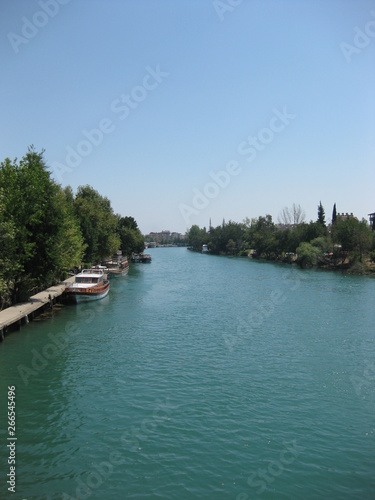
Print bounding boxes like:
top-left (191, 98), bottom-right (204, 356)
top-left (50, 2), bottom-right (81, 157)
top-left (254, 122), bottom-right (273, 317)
top-left (246, 215), bottom-right (277, 258)
top-left (186, 225), bottom-right (208, 252)
top-left (116, 216), bottom-right (144, 256)
top-left (55, 189), bottom-right (86, 271)
top-left (296, 242), bottom-right (323, 268)
top-left (207, 220), bottom-right (245, 255)
top-left (311, 236), bottom-right (330, 253)
top-left (74, 185), bottom-right (120, 264)
top-left (0, 189), bottom-right (21, 308)
top-left (0, 147), bottom-right (86, 300)
top-left (226, 239), bottom-right (236, 255)
top-left (335, 217), bottom-right (372, 262)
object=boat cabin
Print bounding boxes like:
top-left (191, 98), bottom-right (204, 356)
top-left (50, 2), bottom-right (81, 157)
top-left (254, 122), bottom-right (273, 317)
top-left (75, 269), bottom-right (104, 284)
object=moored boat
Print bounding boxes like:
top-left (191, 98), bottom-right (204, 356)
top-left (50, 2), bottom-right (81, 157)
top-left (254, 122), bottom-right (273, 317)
top-left (64, 269), bottom-right (110, 303)
top-left (131, 252), bottom-right (152, 263)
top-left (105, 259), bottom-right (129, 277)
top-left (103, 250), bottom-right (129, 277)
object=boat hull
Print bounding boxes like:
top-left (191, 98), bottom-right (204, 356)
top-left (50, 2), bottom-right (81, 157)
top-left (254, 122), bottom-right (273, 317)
top-left (107, 266), bottom-right (129, 277)
top-left (65, 281), bottom-right (110, 303)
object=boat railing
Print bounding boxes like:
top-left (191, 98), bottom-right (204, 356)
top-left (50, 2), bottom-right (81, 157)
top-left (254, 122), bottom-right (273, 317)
top-left (65, 281), bottom-right (109, 294)
top-left (82, 268), bottom-right (104, 275)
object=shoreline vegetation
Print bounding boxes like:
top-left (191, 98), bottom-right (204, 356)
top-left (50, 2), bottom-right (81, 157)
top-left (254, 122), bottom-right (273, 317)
top-left (186, 203), bottom-right (375, 276)
top-left (0, 147), bottom-right (144, 311)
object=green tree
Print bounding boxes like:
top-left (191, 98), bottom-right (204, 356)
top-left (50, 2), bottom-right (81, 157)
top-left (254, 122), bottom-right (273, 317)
top-left (246, 215), bottom-right (277, 259)
top-left (226, 239), bottom-right (236, 255)
top-left (317, 201), bottom-right (326, 226)
top-left (206, 220), bottom-right (245, 255)
top-left (186, 225), bottom-right (207, 252)
top-left (335, 217), bottom-right (372, 262)
top-left (0, 189), bottom-right (21, 308)
top-left (296, 242), bottom-right (323, 268)
top-left (332, 203), bottom-right (337, 225)
top-left (55, 189), bottom-right (86, 271)
top-left (0, 147), bottom-right (85, 300)
top-left (311, 236), bottom-right (330, 254)
top-left (116, 216), bottom-right (144, 256)
top-left (74, 185), bottom-right (120, 264)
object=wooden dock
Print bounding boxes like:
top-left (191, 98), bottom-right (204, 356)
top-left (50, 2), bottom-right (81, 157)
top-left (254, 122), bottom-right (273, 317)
top-left (0, 276), bottom-right (76, 340)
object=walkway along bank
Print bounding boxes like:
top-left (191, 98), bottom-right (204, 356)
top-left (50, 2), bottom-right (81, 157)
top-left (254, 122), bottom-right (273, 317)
top-left (0, 276), bottom-right (76, 341)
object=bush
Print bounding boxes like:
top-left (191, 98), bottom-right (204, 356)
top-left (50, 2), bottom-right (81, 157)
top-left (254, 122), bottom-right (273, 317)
top-left (296, 242), bottom-right (323, 268)
top-left (348, 261), bottom-right (365, 275)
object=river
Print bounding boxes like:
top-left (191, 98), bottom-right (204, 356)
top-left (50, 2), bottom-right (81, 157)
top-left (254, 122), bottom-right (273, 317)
top-left (1, 247), bottom-right (375, 499)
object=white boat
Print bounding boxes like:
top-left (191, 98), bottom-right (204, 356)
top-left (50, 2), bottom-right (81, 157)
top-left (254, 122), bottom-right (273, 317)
top-left (64, 269), bottom-right (110, 303)
top-left (202, 244), bottom-right (209, 253)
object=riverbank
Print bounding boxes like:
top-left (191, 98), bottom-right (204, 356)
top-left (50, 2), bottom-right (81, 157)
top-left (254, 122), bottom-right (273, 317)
top-left (192, 247), bottom-right (375, 276)
top-left (0, 276), bottom-right (75, 341)
top-left (271, 253), bottom-right (375, 275)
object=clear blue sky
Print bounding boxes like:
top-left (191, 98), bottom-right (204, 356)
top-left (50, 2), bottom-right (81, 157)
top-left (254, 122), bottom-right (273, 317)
top-left (1, 0), bottom-right (374, 234)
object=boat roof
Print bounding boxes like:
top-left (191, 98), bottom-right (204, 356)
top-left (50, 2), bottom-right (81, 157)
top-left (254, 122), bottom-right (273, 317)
top-left (76, 269), bottom-right (104, 278)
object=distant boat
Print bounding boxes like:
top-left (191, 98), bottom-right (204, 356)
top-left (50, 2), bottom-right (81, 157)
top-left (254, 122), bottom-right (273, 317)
top-left (105, 259), bottom-right (129, 277)
top-left (132, 252), bottom-right (152, 263)
top-left (64, 269), bottom-right (110, 303)
top-left (103, 250), bottom-right (129, 277)
top-left (202, 244), bottom-right (209, 253)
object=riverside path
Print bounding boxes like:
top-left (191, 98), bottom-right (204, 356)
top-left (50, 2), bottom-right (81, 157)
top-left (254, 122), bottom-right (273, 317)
top-left (0, 276), bottom-right (76, 340)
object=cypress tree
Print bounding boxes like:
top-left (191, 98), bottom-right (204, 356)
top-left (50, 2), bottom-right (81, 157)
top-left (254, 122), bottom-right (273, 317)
top-left (332, 203), bottom-right (337, 225)
top-left (317, 201), bottom-right (326, 226)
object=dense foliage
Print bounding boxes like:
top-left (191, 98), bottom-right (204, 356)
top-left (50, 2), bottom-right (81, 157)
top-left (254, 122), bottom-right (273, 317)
top-left (186, 203), bottom-right (375, 272)
top-left (116, 216), bottom-right (145, 257)
top-left (0, 148), bottom-right (144, 308)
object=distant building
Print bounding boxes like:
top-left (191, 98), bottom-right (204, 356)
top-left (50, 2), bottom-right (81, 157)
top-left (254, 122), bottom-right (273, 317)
top-left (144, 230), bottom-right (185, 243)
top-left (369, 212), bottom-right (375, 231)
top-left (337, 212), bottom-right (357, 221)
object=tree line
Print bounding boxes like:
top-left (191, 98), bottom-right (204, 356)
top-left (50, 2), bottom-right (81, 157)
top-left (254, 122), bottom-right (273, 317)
top-left (0, 147), bottom-right (144, 309)
top-left (186, 202), bottom-right (375, 272)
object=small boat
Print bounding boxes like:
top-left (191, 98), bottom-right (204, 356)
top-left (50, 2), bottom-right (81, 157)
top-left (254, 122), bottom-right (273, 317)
top-left (106, 259), bottom-right (129, 277)
top-left (103, 250), bottom-right (129, 277)
top-left (202, 244), bottom-right (208, 253)
top-left (131, 253), bottom-right (152, 263)
top-left (64, 269), bottom-right (110, 303)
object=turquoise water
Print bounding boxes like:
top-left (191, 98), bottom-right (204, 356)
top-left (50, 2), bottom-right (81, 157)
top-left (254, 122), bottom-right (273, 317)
top-left (1, 247), bottom-right (375, 499)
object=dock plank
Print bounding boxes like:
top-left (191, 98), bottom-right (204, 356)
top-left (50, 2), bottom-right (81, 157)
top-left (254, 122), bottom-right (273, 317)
top-left (0, 276), bottom-right (76, 330)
